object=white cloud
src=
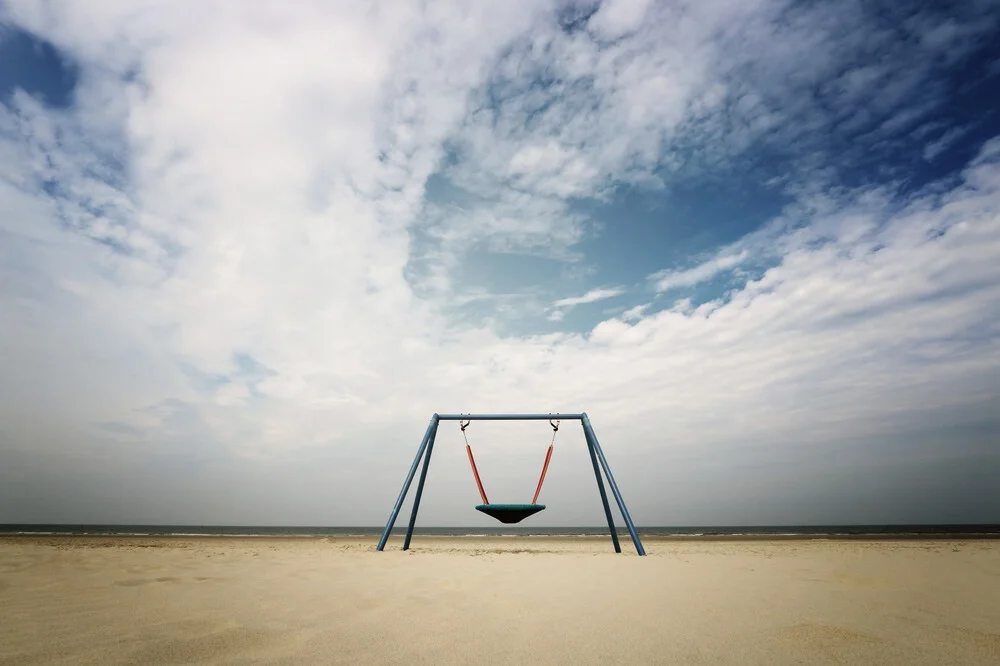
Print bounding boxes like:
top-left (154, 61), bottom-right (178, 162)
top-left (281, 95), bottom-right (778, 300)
top-left (923, 126), bottom-right (970, 162)
top-left (404, 0), bottom-right (998, 311)
top-left (620, 303), bottom-right (649, 321)
top-left (669, 299), bottom-right (692, 314)
top-left (588, 0), bottom-right (653, 41)
top-left (546, 287), bottom-right (625, 322)
top-left (650, 250), bottom-right (750, 292)
top-left (553, 287), bottom-right (625, 308)
top-left (1, 1), bottom-right (998, 524)
top-left (407, 0), bottom-right (996, 301)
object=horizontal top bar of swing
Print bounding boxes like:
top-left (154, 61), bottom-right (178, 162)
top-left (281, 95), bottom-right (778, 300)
top-left (435, 413), bottom-right (586, 421)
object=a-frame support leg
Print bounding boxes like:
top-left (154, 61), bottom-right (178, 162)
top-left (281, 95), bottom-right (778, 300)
top-left (582, 414), bottom-right (646, 556)
top-left (403, 418), bottom-right (439, 550)
top-left (377, 415), bottom-right (440, 551)
top-left (583, 421), bottom-right (621, 553)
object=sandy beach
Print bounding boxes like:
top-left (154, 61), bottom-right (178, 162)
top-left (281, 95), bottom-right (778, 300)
top-left (1, 536), bottom-right (998, 665)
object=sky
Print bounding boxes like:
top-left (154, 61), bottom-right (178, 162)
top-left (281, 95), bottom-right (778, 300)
top-left (1, 0), bottom-right (999, 528)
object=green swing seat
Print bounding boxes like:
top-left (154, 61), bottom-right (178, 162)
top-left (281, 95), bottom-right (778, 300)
top-left (475, 503), bottom-right (546, 524)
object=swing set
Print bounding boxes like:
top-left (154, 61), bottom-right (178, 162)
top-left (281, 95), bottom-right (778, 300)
top-left (376, 413), bottom-right (645, 555)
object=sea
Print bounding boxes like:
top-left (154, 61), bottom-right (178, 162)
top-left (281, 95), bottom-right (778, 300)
top-left (1, 524), bottom-right (998, 538)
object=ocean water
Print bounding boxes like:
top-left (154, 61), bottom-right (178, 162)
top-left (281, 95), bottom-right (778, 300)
top-left (1, 524), bottom-right (998, 538)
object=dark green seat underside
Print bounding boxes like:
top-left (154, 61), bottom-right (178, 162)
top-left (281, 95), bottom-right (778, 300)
top-left (475, 504), bottom-right (546, 524)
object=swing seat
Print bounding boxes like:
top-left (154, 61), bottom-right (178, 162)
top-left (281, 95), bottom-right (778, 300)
top-left (476, 503), bottom-right (546, 524)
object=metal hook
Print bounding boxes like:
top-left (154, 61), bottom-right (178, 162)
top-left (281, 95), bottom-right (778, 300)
top-left (460, 419), bottom-right (470, 431)
top-left (549, 419), bottom-right (560, 431)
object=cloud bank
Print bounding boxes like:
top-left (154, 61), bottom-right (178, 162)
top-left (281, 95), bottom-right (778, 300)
top-left (1, 0), bottom-right (998, 526)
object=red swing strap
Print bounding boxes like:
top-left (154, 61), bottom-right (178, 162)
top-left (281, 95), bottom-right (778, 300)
top-left (531, 419), bottom-right (559, 504)
top-left (462, 420), bottom-right (489, 504)
top-left (462, 418), bottom-right (559, 506)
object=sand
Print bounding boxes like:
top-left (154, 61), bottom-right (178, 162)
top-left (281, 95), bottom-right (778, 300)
top-left (1, 536), bottom-right (998, 665)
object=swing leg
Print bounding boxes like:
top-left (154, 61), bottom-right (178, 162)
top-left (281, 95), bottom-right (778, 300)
top-left (403, 421), bottom-right (439, 551)
top-left (583, 415), bottom-right (645, 556)
top-left (583, 423), bottom-right (620, 553)
top-left (377, 415), bottom-right (439, 551)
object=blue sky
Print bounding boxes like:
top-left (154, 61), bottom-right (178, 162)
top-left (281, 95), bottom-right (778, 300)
top-left (1, 0), bottom-right (999, 526)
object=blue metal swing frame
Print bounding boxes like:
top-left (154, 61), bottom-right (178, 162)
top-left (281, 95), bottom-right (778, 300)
top-left (376, 413), bottom-right (646, 555)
